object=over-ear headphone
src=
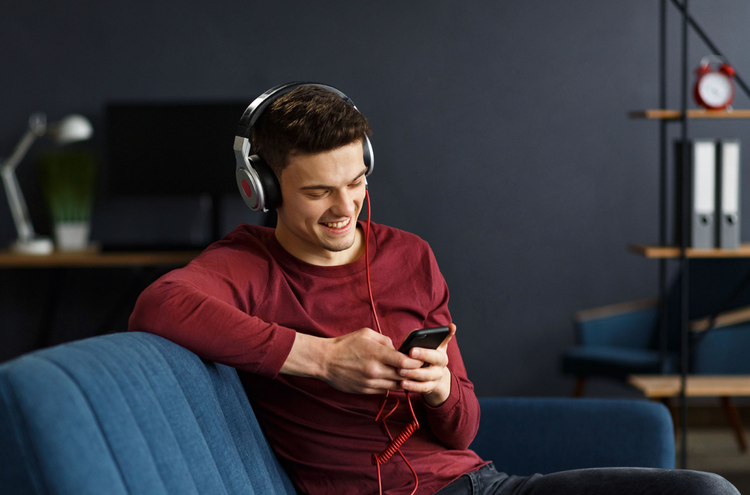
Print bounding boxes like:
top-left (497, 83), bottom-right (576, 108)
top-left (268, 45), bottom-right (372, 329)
top-left (233, 82), bottom-right (374, 212)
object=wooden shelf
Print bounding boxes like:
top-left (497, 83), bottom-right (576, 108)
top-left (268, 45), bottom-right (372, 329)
top-left (629, 109), bottom-right (750, 120)
top-left (0, 250), bottom-right (202, 268)
top-left (629, 243), bottom-right (750, 259)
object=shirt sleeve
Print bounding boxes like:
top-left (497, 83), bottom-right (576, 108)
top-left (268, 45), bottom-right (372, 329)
top-left (128, 248), bottom-right (297, 379)
top-left (419, 247), bottom-right (481, 451)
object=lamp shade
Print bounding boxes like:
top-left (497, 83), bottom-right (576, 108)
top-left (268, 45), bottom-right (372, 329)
top-left (51, 114), bottom-right (93, 144)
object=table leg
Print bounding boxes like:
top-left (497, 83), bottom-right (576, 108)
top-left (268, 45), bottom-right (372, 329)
top-left (573, 377), bottom-right (586, 397)
top-left (94, 266), bottom-right (168, 335)
top-left (720, 396), bottom-right (747, 453)
top-left (35, 268), bottom-right (65, 349)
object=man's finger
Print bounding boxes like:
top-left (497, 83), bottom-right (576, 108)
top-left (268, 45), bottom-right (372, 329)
top-left (401, 379), bottom-right (440, 394)
top-left (383, 347), bottom-right (424, 370)
top-left (399, 365), bottom-right (444, 382)
top-left (410, 347), bottom-right (448, 366)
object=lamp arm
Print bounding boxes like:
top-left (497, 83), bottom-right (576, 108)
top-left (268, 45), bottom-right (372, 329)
top-left (1, 164), bottom-right (36, 243)
top-left (1, 125), bottom-right (44, 244)
top-left (3, 126), bottom-right (42, 173)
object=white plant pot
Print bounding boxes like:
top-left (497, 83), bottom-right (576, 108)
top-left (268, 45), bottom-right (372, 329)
top-left (54, 221), bottom-right (91, 252)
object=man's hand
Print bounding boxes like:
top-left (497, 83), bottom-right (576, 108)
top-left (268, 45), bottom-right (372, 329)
top-left (282, 328), bottom-right (424, 394)
top-left (397, 323), bottom-right (456, 407)
top-left (322, 328), bottom-right (428, 393)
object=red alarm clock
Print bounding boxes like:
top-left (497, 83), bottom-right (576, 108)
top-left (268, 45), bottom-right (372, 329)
top-left (694, 55), bottom-right (736, 110)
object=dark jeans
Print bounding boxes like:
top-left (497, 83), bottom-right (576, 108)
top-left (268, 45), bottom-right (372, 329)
top-left (435, 463), bottom-right (740, 495)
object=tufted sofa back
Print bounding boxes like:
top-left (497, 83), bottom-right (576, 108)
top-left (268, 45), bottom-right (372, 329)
top-left (0, 332), bottom-right (297, 495)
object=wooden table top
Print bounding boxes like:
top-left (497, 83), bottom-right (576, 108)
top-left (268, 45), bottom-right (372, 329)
top-left (0, 250), bottom-right (202, 268)
top-left (628, 375), bottom-right (750, 398)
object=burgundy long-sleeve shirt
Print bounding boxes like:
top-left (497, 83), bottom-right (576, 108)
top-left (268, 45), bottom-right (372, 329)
top-left (129, 221), bottom-right (486, 494)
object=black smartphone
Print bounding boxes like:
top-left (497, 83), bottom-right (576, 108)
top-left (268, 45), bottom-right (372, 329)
top-left (398, 326), bottom-right (451, 355)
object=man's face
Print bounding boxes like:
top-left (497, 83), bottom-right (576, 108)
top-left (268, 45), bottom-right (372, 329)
top-left (275, 140), bottom-right (368, 266)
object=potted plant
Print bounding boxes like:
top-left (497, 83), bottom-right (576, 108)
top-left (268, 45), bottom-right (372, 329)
top-left (37, 148), bottom-right (96, 251)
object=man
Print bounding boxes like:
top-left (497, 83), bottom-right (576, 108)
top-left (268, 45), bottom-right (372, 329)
top-left (130, 84), bottom-right (738, 495)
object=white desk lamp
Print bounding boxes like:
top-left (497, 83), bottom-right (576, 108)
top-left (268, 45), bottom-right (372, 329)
top-left (1, 112), bottom-right (93, 254)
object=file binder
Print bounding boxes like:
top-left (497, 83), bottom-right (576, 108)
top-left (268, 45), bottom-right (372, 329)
top-left (717, 140), bottom-right (741, 249)
top-left (675, 139), bottom-right (716, 248)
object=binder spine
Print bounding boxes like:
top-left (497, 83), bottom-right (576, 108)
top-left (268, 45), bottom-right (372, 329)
top-left (717, 140), bottom-right (741, 249)
top-left (674, 140), bottom-right (686, 247)
top-left (674, 139), bottom-right (716, 249)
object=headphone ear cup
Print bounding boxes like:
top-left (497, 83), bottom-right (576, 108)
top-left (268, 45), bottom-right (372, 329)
top-left (250, 155), bottom-right (282, 210)
top-left (236, 154), bottom-right (282, 211)
top-left (362, 135), bottom-right (374, 176)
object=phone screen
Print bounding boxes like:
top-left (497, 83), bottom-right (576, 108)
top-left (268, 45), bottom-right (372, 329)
top-left (398, 326), bottom-right (451, 354)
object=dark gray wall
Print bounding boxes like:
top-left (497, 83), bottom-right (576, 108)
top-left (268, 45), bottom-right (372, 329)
top-left (2, 1), bottom-right (750, 397)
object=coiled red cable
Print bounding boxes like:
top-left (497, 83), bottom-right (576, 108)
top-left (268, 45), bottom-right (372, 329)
top-left (364, 190), bottom-right (420, 495)
top-left (373, 420), bottom-right (420, 465)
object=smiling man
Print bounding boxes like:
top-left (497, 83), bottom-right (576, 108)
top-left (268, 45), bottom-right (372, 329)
top-left (130, 85), bottom-right (479, 494)
top-left (129, 85), bottom-right (738, 495)
top-left (275, 140), bottom-right (368, 265)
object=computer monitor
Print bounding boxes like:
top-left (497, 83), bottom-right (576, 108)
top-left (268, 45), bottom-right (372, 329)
top-left (104, 101), bottom-right (248, 197)
top-left (103, 101), bottom-right (252, 245)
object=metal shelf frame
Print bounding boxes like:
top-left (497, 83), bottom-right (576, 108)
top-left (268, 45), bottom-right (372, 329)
top-left (653, 0), bottom-right (750, 469)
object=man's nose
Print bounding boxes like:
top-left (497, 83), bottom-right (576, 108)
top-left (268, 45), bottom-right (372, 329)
top-left (330, 189), bottom-right (356, 216)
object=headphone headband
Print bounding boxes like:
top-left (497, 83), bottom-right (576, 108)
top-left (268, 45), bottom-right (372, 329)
top-left (233, 82), bottom-right (373, 212)
top-left (236, 82), bottom-right (354, 141)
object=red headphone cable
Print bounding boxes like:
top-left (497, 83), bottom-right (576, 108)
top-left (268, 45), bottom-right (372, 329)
top-left (364, 189), bottom-right (420, 495)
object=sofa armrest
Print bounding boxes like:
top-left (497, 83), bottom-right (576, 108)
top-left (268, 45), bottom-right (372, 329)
top-left (469, 397), bottom-right (675, 476)
top-left (690, 304), bottom-right (750, 332)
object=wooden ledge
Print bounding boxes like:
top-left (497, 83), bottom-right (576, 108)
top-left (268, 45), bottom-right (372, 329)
top-left (629, 109), bottom-right (750, 120)
top-left (628, 244), bottom-right (750, 259)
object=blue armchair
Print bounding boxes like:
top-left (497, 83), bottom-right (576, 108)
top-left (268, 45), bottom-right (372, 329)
top-left (561, 298), bottom-right (677, 396)
top-left (1, 332), bottom-right (675, 494)
top-left (562, 259), bottom-right (750, 396)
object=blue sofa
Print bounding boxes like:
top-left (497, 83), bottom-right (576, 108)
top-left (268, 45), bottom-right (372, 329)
top-left (0, 332), bottom-right (675, 494)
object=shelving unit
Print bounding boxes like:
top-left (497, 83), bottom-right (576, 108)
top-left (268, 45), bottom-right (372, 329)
top-left (628, 0), bottom-right (750, 469)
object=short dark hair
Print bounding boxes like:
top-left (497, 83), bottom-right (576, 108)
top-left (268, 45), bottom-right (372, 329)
top-left (251, 85), bottom-right (372, 177)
